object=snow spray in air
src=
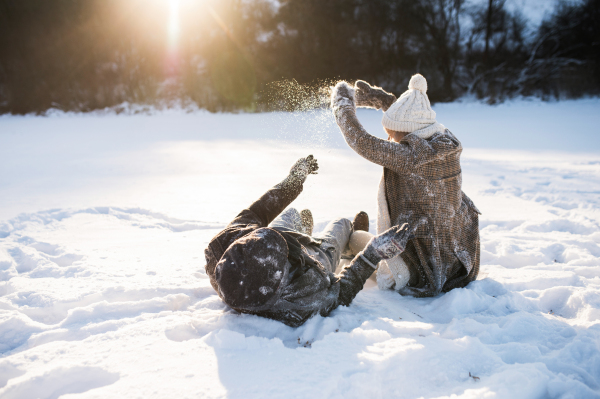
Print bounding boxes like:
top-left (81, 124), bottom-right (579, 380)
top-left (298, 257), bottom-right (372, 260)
top-left (258, 79), bottom-right (340, 149)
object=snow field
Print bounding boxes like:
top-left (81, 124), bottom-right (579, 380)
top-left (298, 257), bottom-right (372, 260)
top-left (0, 100), bottom-right (599, 398)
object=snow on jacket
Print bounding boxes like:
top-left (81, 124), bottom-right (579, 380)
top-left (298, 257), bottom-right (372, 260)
top-left (331, 82), bottom-right (480, 297)
top-left (204, 172), bottom-right (378, 327)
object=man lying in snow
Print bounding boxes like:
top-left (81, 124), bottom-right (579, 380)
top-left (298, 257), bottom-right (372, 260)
top-left (204, 155), bottom-right (420, 327)
top-left (331, 75), bottom-right (481, 297)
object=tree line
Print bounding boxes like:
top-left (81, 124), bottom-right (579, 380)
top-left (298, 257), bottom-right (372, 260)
top-left (0, 0), bottom-right (598, 114)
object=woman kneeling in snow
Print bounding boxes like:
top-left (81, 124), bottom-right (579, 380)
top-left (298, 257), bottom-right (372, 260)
top-left (331, 74), bottom-right (481, 297)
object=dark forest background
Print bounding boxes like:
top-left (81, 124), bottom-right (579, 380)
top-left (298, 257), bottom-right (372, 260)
top-left (0, 0), bottom-right (598, 114)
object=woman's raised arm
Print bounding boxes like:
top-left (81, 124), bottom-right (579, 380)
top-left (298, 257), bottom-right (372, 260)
top-left (331, 82), bottom-right (414, 172)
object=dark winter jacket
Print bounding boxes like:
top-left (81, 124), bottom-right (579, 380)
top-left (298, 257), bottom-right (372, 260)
top-left (332, 82), bottom-right (480, 297)
top-left (204, 173), bottom-right (379, 327)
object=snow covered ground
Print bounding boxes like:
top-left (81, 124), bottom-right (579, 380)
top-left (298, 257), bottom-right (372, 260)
top-left (0, 99), bottom-right (599, 398)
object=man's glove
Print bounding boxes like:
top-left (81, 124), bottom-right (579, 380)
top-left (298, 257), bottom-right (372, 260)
top-left (290, 155), bottom-right (319, 182)
top-left (354, 80), bottom-right (396, 111)
top-left (363, 218), bottom-right (427, 261)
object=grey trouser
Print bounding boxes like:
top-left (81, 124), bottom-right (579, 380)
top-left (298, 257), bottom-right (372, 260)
top-left (270, 208), bottom-right (353, 274)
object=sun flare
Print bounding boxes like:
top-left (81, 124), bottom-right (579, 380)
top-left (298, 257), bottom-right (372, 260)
top-left (168, 0), bottom-right (180, 49)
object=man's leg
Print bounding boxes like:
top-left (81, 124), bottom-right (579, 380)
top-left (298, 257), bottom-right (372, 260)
top-left (271, 210), bottom-right (364, 275)
top-left (312, 218), bottom-right (353, 274)
top-left (269, 207), bottom-right (303, 232)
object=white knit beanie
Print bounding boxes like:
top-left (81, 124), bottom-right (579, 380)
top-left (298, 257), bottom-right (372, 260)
top-left (382, 74), bottom-right (437, 133)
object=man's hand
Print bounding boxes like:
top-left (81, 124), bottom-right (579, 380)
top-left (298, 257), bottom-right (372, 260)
top-left (364, 218), bottom-right (426, 261)
top-left (290, 155), bottom-right (319, 182)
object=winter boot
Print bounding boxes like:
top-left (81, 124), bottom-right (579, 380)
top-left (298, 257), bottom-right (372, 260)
top-left (300, 209), bottom-right (313, 236)
top-left (352, 211), bottom-right (369, 232)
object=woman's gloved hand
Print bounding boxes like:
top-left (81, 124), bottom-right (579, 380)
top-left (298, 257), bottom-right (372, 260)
top-left (354, 80), bottom-right (396, 111)
top-left (330, 81), bottom-right (355, 110)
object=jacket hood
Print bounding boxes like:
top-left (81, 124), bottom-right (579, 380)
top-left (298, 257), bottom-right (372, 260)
top-left (215, 228), bottom-right (288, 309)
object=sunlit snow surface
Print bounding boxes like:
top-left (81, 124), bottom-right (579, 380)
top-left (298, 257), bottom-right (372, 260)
top-left (0, 100), bottom-right (599, 398)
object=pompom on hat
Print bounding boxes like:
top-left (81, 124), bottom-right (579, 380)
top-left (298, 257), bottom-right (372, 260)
top-left (408, 73), bottom-right (427, 93)
top-left (382, 74), bottom-right (442, 136)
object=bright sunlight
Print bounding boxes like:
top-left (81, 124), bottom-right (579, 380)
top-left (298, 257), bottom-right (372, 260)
top-left (168, 0), bottom-right (180, 49)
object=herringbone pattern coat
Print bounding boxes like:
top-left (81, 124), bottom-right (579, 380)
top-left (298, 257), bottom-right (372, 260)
top-left (332, 82), bottom-right (480, 297)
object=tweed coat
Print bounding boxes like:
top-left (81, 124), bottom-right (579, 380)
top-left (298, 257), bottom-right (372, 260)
top-left (332, 82), bottom-right (480, 297)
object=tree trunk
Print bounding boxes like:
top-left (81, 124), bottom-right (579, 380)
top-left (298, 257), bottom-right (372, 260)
top-left (484, 0), bottom-right (493, 65)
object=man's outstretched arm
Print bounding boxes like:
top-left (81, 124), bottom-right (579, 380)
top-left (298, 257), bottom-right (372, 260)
top-left (268, 222), bottom-right (420, 328)
top-left (336, 224), bottom-right (411, 306)
top-left (205, 156), bottom-right (319, 291)
top-left (337, 219), bottom-right (426, 307)
top-left (229, 155), bottom-right (319, 228)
